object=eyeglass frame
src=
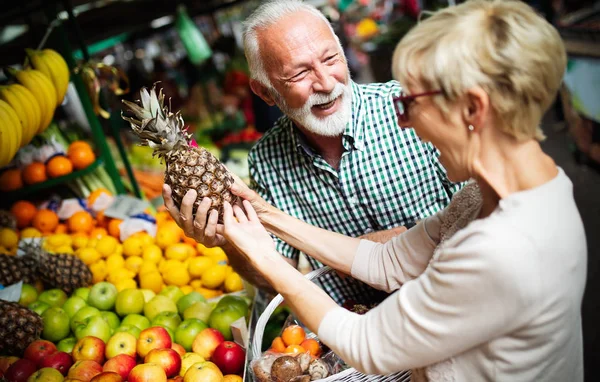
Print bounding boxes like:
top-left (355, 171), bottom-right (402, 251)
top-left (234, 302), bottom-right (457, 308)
top-left (392, 90), bottom-right (443, 125)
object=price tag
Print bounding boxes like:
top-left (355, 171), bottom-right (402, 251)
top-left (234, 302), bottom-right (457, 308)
top-left (103, 195), bottom-right (149, 220)
top-left (0, 281), bottom-right (23, 302)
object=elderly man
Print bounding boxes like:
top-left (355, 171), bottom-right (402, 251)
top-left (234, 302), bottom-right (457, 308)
top-left (164, 0), bottom-right (460, 304)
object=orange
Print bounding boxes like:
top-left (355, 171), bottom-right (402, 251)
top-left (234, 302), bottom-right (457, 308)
top-left (68, 147), bottom-right (95, 170)
top-left (283, 345), bottom-right (306, 355)
top-left (88, 188), bottom-right (112, 207)
top-left (108, 219), bottom-right (122, 238)
top-left (68, 211), bottom-right (94, 233)
top-left (95, 210), bottom-right (107, 228)
top-left (223, 376), bottom-right (243, 382)
top-left (46, 155), bottom-right (73, 178)
top-left (271, 337), bottom-right (286, 353)
top-left (22, 162), bottom-right (47, 185)
top-left (89, 227), bottom-right (107, 239)
top-left (10, 200), bottom-right (37, 229)
top-left (0, 168), bottom-right (23, 191)
top-left (281, 325), bottom-right (305, 347)
top-left (300, 339), bottom-right (321, 357)
top-left (32, 209), bottom-right (59, 233)
top-left (54, 223), bottom-right (68, 234)
top-left (67, 140), bottom-right (92, 155)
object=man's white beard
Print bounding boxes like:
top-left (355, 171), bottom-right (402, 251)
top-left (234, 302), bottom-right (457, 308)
top-left (272, 82), bottom-right (353, 137)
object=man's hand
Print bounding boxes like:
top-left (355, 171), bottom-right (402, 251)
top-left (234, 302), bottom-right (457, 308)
top-left (229, 173), bottom-right (272, 217)
top-left (163, 185), bottom-right (226, 248)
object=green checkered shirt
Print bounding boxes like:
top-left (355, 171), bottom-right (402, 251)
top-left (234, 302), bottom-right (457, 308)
top-left (249, 80), bottom-right (461, 304)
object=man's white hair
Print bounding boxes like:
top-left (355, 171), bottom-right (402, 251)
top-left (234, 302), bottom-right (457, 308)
top-left (242, 0), bottom-right (341, 88)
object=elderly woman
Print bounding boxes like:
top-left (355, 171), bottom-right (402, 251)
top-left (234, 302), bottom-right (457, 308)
top-left (194, 0), bottom-right (586, 380)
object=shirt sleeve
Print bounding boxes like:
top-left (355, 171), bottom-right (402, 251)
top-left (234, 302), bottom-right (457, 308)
top-left (318, 226), bottom-right (539, 375)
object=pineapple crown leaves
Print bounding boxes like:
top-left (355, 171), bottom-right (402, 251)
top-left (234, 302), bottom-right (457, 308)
top-left (121, 84), bottom-right (192, 158)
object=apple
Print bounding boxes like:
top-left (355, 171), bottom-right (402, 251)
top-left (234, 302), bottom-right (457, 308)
top-left (159, 286), bottom-right (184, 304)
top-left (4, 359), bottom-right (37, 382)
top-left (182, 361), bottom-right (222, 382)
top-left (39, 351), bottom-right (73, 375)
top-left (19, 283), bottom-right (38, 307)
top-left (63, 296), bottom-right (88, 318)
top-left (144, 348), bottom-right (181, 378)
top-left (175, 319), bottom-right (207, 352)
top-left (24, 340), bottom-right (57, 366)
top-left (168, 376), bottom-right (183, 382)
top-left (74, 288), bottom-right (90, 302)
top-left (102, 354), bottom-right (136, 380)
top-left (38, 289), bottom-right (68, 308)
top-left (67, 360), bottom-right (103, 381)
top-left (115, 289), bottom-right (144, 316)
top-left (57, 337), bottom-right (77, 354)
top-left (28, 301), bottom-right (51, 316)
top-left (105, 332), bottom-right (137, 359)
top-left (139, 289), bottom-right (155, 303)
top-left (90, 371), bottom-right (122, 382)
top-left (137, 327), bottom-right (172, 358)
top-left (74, 316), bottom-right (112, 342)
top-left (71, 306), bottom-right (101, 332)
top-left (179, 353), bottom-right (204, 377)
top-left (0, 356), bottom-right (19, 374)
top-left (208, 305), bottom-right (244, 341)
top-left (88, 283), bottom-right (117, 311)
top-left (143, 296), bottom-right (177, 321)
top-left (216, 296), bottom-right (248, 316)
top-left (175, 292), bottom-right (205, 314)
top-left (171, 343), bottom-right (185, 358)
top-left (100, 311), bottom-right (121, 332)
top-left (120, 314), bottom-right (150, 331)
top-left (27, 367), bottom-right (64, 382)
top-left (182, 301), bottom-right (212, 322)
top-left (191, 328), bottom-right (224, 360)
top-left (151, 311), bottom-right (181, 332)
top-left (128, 363), bottom-right (167, 382)
top-left (42, 307), bottom-right (71, 342)
top-left (113, 325), bottom-right (141, 339)
top-left (211, 341), bottom-right (245, 375)
top-left (72, 336), bottom-right (106, 364)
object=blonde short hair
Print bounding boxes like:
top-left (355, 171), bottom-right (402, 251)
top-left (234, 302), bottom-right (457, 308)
top-left (392, 0), bottom-right (567, 141)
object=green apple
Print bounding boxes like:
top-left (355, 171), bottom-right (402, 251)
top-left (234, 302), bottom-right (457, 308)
top-left (183, 301), bottom-right (213, 322)
top-left (165, 326), bottom-right (175, 342)
top-left (28, 301), bottom-right (51, 316)
top-left (175, 318), bottom-right (208, 351)
top-left (63, 296), bottom-right (87, 318)
top-left (19, 283), bottom-right (38, 307)
top-left (208, 305), bottom-right (244, 341)
top-left (216, 295), bottom-right (249, 316)
top-left (151, 311), bottom-right (182, 331)
top-left (114, 325), bottom-right (141, 339)
top-left (143, 295), bottom-right (177, 321)
top-left (57, 336), bottom-right (77, 353)
top-left (71, 306), bottom-right (101, 332)
top-left (159, 286), bottom-right (184, 303)
top-left (100, 311), bottom-right (121, 332)
top-left (74, 287), bottom-right (90, 302)
top-left (28, 367), bottom-right (64, 382)
top-left (176, 291), bottom-right (206, 314)
top-left (74, 315), bottom-right (111, 342)
top-left (139, 289), bottom-right (155, 303)
top-left (38, 289), bottom-right (68, 308)
top-left (88, 282), bottom-right (118, 311)
top-left (115, 289), bottom-right (145, 316)
top-left (42, 307), bottom-right (71, 342)
top-left (121, 314), bottom-right (150, 331)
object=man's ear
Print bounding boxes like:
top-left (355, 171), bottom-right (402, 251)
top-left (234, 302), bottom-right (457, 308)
top-left (462, 86), bottom-right (490, 132)
top-left (250, 79), bottom-right (276, 106)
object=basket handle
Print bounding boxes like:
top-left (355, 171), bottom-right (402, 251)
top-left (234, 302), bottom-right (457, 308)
top-left (251, 266), bottom-right (334, 359)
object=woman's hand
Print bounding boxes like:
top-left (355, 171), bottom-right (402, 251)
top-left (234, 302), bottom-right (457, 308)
top-left (229, 173), bottom-right (272, 217)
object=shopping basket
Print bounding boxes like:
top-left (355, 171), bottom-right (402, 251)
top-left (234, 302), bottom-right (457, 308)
top-left (251, 266), bottom-right (411, 382)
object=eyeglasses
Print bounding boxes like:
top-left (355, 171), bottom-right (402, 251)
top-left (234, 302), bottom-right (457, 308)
top-left (392, 90), bottom-right (442, 125)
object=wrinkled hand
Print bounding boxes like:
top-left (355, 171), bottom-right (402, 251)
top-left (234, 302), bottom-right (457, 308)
top-left (162, 185), bottom-right (226, 248)
top-left (228, 173), bottom-right (271, 217)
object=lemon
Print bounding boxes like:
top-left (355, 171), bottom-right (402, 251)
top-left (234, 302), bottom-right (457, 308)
top-left (196, 287), bottom-right (223, 299)
top-left (224, 272), bottom-right (244, 293)
top-left (96, 236), bottom-right (118, 257)
top-left (180, 285), bottom-right (194, 295)
top-left (87, 238), bottom-right (98, 249)
top-left (90, 260), bottom-right (107, 283)
top-left (163, 266), bottom-right (191, 287)
top-left (155, 227), bottom-right (180, 249)
top-left (107, 267), bottom-right (136, 284)
top-left (188, 256), bottom-right (215, 278)
top-left (106, 254), bottom-right (125, 269)
top-left (143, 244), bottom-right (162, 264)
top-left (54, 245), bottom-right (74, 254)
top-left (140, 271), bottom-right (163, 293)
top-left (77, 247), bottom-right (101, 265)
top-left (20, 227), bottom-right (42, 238)
top-left (160, 259), bottom-right (184, 275)
top-left (201, 264), bottom-right (228, 289)
top-left (122, 236), bottom-right (144, 257)
top-left (0, 228), bottom-right (19, 249)
top-left (125, 256), bottom-right (144, 274)
top-left (190, 279), bottom-right (203, 289)
top-left (165, 243), bottom-right (192, 261)
top-left (0, 246), bottom-right (10, 255)
top-left (71, 233), bottom-right (89, 249)
top-left (196, 242), bottom-right (207, 255)
top-left (139, 262), bottom-right (159, 276)
top-left (203, 247), bottom-right (228, 264)
top-left (115, 278), bottom-right (137, 292)
top-left (114, 243), bottom-right (123, 257)
top-left (45, 234), bottom-right (71, 248)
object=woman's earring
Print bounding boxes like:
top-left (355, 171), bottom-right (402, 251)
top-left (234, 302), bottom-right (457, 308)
top-left (468, 124), bottom-right (475, 131)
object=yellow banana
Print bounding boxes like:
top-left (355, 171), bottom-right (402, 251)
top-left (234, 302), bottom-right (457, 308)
top-left (0, 100), bottom-right (19, 166)
top-left (10, 68), bottom-right (51, 133)
top-left (6, 84), bottom-right (41, 145)
top-left (41, 49), bottom-right (70, 105)
top-left (0, 85), bottom-right (33, 147)
top-left (27, 69), bottom-right (57, 131)
top-left (0, 99), bottom-right (23, 149)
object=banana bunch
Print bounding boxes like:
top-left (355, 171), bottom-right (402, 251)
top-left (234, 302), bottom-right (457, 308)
top-left (0, 99), bottom-right (22, 167)
top-left (0, 84), bottom-right (42, 147)
top-left (25, 49), bottom-right (70, 106)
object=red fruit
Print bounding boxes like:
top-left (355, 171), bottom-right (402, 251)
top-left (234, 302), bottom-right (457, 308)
top-left (4, 359), bottom-right (37, 382)
top-left (211, 341), bottom-right (245, 375)
top-left (0, 357), bottom-right (19, 375)
top-left (103, 354), bottom-right (136, 380)
top-left (144, 348), bottom-right (181, 378)
top-left (23, 340), bottom-right (57, 366)
top-left (91, 371), bottom-right (123, 382)
top-left (39, 351), bottom-right (74, 376)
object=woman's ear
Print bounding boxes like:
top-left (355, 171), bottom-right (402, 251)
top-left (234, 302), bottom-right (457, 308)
top-left (462, 87), bottom-right (490, 131)
top-left (249, 79), bottom-right (276, 106)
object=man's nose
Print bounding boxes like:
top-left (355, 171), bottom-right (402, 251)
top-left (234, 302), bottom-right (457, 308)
top-left (312, 64), bottom-right (336, 93)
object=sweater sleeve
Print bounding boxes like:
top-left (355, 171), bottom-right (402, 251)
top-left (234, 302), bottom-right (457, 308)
top-left (319, 226), bottom-right (539, 375)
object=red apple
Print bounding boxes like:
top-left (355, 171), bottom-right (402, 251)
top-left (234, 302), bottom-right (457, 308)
top-left (39, 351), bottom-right (74, 375)
top-left (90, 371), bottom-right (123, 382)
top-left (137, 327), bottom-right (172, 358)
top-left (0, 356), bottom-right (19, 375)
top-left (102, 354), bottom-right (136, 380)
top-left (167, 376), bottom-right (183, 382)
top-left (73, 336), bottom-right (106, 364)
top-left (170, 343), bottom-right (185, 358)
top-left (23, 340), bottom-right (57, 366)
top-left (144, 348), bottom-right (181, 378)
top-left (211, 341), bottom-right (245, 375)
top-left (68, 360), bottom-right (103, 381)
top-left (128, 363), bottom-right (167, 382)
top-left (191, 328), bottom-right (224, 360)
top-left (4, 359), bottom-right (37, 382)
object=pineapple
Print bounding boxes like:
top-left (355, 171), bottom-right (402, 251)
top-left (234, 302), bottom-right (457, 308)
top-left (0, 210), bottom-right (16, 230)
top-left (122, 85), bottom-right (237, 221)
top-left (0, 299), bottom-right (43, 356)
top-left (0, 252), bottom-right (38, 286)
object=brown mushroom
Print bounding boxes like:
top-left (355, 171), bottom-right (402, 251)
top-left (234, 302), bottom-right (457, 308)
top-left (289, 376), bottom-right (311, 382)
top-left (296, 352), bottom-right (311, 373)
top-left (308, 359), bottom-right (329, 380)
top-left (271, 356), bottom-right (303, 382)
